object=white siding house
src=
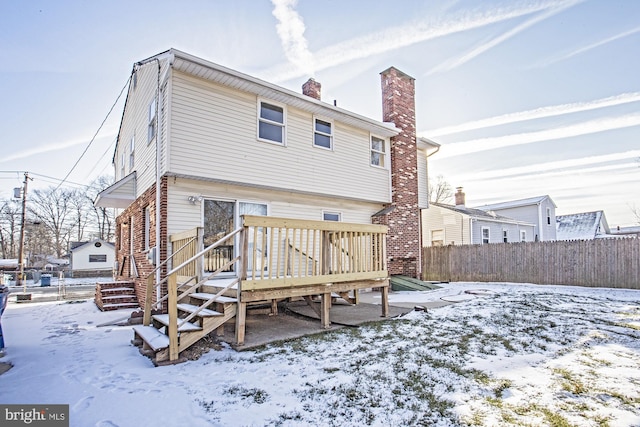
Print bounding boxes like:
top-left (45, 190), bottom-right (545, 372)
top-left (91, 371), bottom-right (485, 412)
top-left (95, 49), bottom-right (436, 294)
top-left (476, 195), bottom-right (558, 241)
top-left (69, 240), bottom-right (115, 271)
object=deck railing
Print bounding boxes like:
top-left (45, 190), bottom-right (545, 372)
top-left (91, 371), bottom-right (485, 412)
top-left (151, 215), bottom-right (388, 361)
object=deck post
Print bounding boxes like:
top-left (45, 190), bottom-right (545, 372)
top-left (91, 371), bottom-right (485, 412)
top-left (167, 274), bottom-right (179, 361)
top-left (235, 302), bottom-right (247, 345)
top-left (143, 274), bottom-right (154, 326)
top-left (196, 227), bottom-right (204, 283)
top-left (381, 281), bottom-right (389, 318)
top-left (321, 292), bottom-right (331, 329)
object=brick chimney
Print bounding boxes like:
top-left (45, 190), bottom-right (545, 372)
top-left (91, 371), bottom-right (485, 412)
top-left (455, 187), bottom-right (465, 208)
top-left (302, 78), bottom-right (321, 100)
top-left (374, 66), bottom-right (421, 278)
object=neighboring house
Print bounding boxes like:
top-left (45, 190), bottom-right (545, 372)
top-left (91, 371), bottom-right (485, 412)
top-left (476, 194), bottom-right (558, 241)
top-left (556, 211), bottom-right (616, 240)
top-left (95, 49), bottom-right (433, 304)
top-left (610, 225), bottom-right (640, 238)
top-left (69, 239), bottom-right (115, 271)
top-left (422, 188), bottom-right (535, 246)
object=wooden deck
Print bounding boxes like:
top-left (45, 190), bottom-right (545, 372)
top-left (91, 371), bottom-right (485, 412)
top-left (133, 215), bottom-right (389, 363)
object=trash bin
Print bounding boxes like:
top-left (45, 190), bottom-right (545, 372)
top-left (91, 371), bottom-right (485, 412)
top-left (41, 274), bottom-right (52, 287)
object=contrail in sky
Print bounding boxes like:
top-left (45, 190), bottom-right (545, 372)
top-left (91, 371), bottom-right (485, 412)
top-left (437, 112), bottom-right (640, 158)
top-left (425, 0), bottom-right (582, 76)
top-left (264, 0), bottom-right (566, 82)
top-left (271, 0), bottom-right (315, 77)
top-left (0, 132), bottom-right (117, 163)
top-left (422, 91), bottom-right (640, 137)
top-left (534, 25), bottom-right (640, 68)
top-left (456, 150), bottom-right (640, 181)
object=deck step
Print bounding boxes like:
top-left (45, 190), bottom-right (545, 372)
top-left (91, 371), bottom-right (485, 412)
top-left (177, 303), bottom-right (223, 317)
top-left (190, 293), bottom-right (238, 304)
top-left (152, 314), bottom-right (202, 332)
top-left (132, 325), bottom-right (170, 351)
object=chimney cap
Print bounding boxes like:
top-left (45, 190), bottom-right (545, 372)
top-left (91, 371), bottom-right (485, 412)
top-left (380, 66), bottom-right (415, 81)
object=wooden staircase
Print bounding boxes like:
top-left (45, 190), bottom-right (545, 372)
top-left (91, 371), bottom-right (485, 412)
top-left (95, 281), bottom-right (139, 311)
top-left (132, 288), bottom-right (238, 364)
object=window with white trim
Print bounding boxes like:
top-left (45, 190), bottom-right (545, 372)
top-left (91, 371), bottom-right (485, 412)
top-left (370, 136), bottom-right (386, 167)
top-left (313, 117), bottom-right (333, 149)
top-left (120, 151), bottom-right (126, 176)
top-left (431, 229), bottom-right (444, 246)
top-left (89, 254), bottom-right (107, 263)
top-left (148, 98), bottom-right (157, 144)
top-left (144, 205), bottom-right (150, 251)
top-left (258, 100), bottom-right (285, 144)
top-left (129, 134), bottom-right (135, 170)
top-left (481, 227), bottom-right (490, 244)
top-left (503, 229), bottom-right (508, 243)
top-left (323, 211), bottom-right (341, 221)
top-left (520, 230), bottom-right (527, 242)
top-left (546, 207), bottom-right (551, 225)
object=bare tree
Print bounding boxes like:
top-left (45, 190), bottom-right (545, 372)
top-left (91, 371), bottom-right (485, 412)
top-left (29, 187), bottom-right (76, 258)
top-left (86, 176), bottom-right (115, 241)
top-left (0, 200), bottom-right (22, 258)
top-left (631, 204), bottom-right (640, 225)
top-left (428, 175), bottom-right (454, 204)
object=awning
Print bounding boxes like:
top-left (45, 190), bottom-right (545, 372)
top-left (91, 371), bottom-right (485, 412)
top-left (94, 172), bottom-right (137, 209)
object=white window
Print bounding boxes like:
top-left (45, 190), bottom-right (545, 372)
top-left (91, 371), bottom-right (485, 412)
top-left (89, 254), bottom-right (107, 263)
top-left (258, 100), bottom-right (285, 144)
top-left (323, 211), bottom-right (341, 221)
top-left (148, 98), bottom-right (157, 144)
top-left (520, 230), bottom-right (527, 242)
top-left (129, 134), bottom-right (135, 170)
top-left (313, 117), bottom-right (333, 149)
top-left (121, 151), bottom-right (126, 176)
top-left (546, 207), bottom-right (551, 225)
top-left (481, 227), bottom-right (490, 244)
top-left (370, 136), bottom-right (386, 167)
top-left (431, 229), bottom-right (444, 246)
top-left (503, 229), bottom-right (508, 243)
top-left (144, 206), bottom-right (150, 251)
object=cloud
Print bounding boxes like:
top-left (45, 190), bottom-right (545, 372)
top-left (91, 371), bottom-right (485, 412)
top-left (534, 25), bottom-right (640, 68)
top-left (422, 91), bottom-right (640, 137)
top-left (456, 150), bottom-right (640, 181)
top-left (262, 0), bottom-right (565, 82)
top-left (437, 112), bottom-right (640, 158)
top-left (271, 0), bottom-right (315, 77)
top-left (425, 0), bottom-right (582, 76)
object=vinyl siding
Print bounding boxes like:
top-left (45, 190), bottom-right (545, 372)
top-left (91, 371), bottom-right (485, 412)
top-left (417, 149), bottom-right (429, 208)
top-left (489, 200), bottom-right (556, 241)
top-left (470, 221), bottom-right (535, 244)
top-left (421, 206), bottom-right (471, 246)
top-left (115, 58), bottom-right (169, 198)
top-left (168, 72), bottom-right (390, 204)
top-left (166, 177), bottom-right (385, 236)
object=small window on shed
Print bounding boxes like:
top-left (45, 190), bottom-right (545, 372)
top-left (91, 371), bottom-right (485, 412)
top-left (89, 254), bottom-right (107, 263)
top-left (94, 242), bottom-right (102, 248)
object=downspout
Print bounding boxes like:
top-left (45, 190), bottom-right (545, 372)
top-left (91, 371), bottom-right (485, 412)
top-left (154, 58), bottom-right (161, 302)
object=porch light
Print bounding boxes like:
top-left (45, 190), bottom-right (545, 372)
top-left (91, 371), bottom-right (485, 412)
top-left (187, 195), bottom-right (203, 204)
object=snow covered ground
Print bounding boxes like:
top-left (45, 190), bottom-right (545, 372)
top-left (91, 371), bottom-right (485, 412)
top-left (0, 282), bottom-right (639, 427)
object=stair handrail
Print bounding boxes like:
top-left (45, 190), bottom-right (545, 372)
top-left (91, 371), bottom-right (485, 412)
top-left (177, 276), bottom-right (240, 328)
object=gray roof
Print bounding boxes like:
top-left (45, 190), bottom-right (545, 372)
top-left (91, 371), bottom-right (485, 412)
top-left (477, 195), bottom-right (556, 211)
top-left (432, 203), bottom-right (535, 226)
top-left (556, 211), bottom-right (607, 240)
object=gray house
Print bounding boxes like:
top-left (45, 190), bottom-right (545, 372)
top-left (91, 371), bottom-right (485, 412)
top-left (476, 194), bottom-right (557, 241)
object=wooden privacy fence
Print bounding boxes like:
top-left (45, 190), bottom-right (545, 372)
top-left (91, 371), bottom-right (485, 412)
top-left (423, 238), bottom-right (640, 289)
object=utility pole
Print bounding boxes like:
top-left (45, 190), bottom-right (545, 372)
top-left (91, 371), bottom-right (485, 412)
top-left (17, 172), bottom-right (30, 293)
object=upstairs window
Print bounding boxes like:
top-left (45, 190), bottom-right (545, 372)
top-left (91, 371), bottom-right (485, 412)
top-left (370, 136), bottom-right (386, 167)
top-left (148, 98), bottom-right (157, 144)
top-left (129, 134), bottom-right (135, 170)
top-left (482, 227), bottom-right (490, 244)
top-left (258, 100), bottom-right (285, 144)
top-left (120, 151), bottom-right (126, 176)
top-left (313, 117), bottom-right (333, 149)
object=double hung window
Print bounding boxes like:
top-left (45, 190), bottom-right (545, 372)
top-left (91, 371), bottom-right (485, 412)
top-left (258, 101), bottom-right (285, 144)
top-left (313, 118), bottom-right (333, 149)
top-left (370, 136), bottom-right (386, 167)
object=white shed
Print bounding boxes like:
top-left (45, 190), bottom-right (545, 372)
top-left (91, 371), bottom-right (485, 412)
top-left (69, 240), bottom-right (115, 271)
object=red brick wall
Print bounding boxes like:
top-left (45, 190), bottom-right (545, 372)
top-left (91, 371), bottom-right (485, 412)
top-left (380, 67), bottom-right (421, 278)
top-left (114, 176), bottom-right (168, 310)
top-left (302, 78), bottom-right (321, 100)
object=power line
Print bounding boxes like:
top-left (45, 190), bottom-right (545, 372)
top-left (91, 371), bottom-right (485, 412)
top-left (54, 75), bottom-right (131, 191)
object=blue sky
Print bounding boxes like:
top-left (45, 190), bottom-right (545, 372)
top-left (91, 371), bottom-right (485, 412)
top-left (1, 0), bottom-right (638, 226)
